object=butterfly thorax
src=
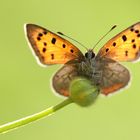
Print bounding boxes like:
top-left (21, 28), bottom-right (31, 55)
top-left (77, 50), bottom-right (102, 86)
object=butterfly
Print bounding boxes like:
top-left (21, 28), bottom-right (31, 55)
top-left (25, 22), bottom-right (140, 96)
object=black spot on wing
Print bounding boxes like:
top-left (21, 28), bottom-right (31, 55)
top-left (37, 37), bottom-right (41, 41)
top-left (42, 48), bottom-right (46, 53)
top-left (63, 44), bottom-right (66, 48)
top-left (38, 33), bottom-right (43, 37)
top-left (43, 31), bottom-right (47, 35)
top-left (51, 54), bottom-right (54, 59)
top-left (44, 42), bottom-right (47, 46)
top-left (106, 48), bottom-right (109, 52)
top-left (125, 51), bottom-right (128, 56)
top-left (133, 44), bottom-right (136, 49)
top-left (51, 38), bottom-right (56, 44)
top-left (131, 39), bottom-right (135, 43)
top-left (122, 35), bottom-right (127, 41)
top-left (135, 30), bottom-right (139, 33)
top-left (130, 28), bottom-right (134, 32)
top-left (70, 49), bottom-right (74, 53)
top-left (37, 33), bottom-right (43, 41)
top-left (112, 42), bottom-right (116, 47)
top-left (137, 34), bottom-right (140, 37)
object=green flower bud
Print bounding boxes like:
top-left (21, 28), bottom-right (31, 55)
top-left (69, 77), bottom-right (100, 107)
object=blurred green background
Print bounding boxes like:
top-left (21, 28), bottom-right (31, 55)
top-left (0, 0), bottom-right (140, 139)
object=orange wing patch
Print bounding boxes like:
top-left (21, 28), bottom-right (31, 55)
top-left (101, 83), bottom-right (125, 95)
top-left (25, 24), bottom-right (84, 65)
top-left (97, 22), bottom-right (140, 62)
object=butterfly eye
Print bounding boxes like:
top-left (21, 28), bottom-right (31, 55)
top-left (85, 51), bottom-right (95, 59)
top-left (85, 52), bottom-right (88, 58)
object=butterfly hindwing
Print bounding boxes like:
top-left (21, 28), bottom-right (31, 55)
top-left (25, 24), bottom-right (84, 65)
top-left (97, 22), bottom-right (140, 62)
top-left (52, 63), bottom-right (78, 96)
top-left (94, 57), bottom-right (130, 95)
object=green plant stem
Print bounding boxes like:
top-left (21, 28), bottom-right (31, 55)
top-left (0, 98), bottom-right (73, 134)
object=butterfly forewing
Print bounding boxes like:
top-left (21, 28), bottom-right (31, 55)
top-left (97, 22), bottom-right (140, 62)
top-left (25, 24), bottom-right (84, 65)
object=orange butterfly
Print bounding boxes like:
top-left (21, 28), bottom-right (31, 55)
top-left (25, 22), bottom-right (140, 96)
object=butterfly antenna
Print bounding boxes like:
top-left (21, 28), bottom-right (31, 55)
top-left (92, 25), bottom-right (117, 50)
top-left (57, 31), bottom-right (88, 50)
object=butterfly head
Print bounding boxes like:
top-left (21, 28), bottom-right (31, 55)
top-left (85, 49), bottom-right (95, 60)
